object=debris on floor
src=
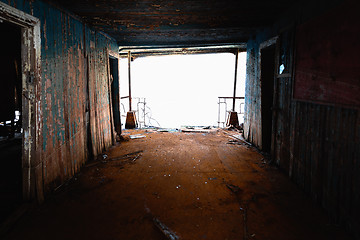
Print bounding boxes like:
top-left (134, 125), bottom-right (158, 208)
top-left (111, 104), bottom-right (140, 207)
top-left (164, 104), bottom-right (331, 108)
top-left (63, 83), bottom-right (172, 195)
top-left (180, 126), bottom-right (218, 134)
top-left (153, 217), bottom-right (180, 240)
top-left (118, 135), bottom-right (131, 142)
top-left (226, 139), bottom-right (249, 147)
top-left (129, 134), bottom-right (146, 139)
top-left (2, 130), bottom-right (353, 240)
top-left (156, 128), bottom-right (179, 133)
top-left (144, 205), bottom-right (180, 240)
top-left (108, 150), bottom-right (143, 162)
top-left (226, 184), bottom-right (243, 194)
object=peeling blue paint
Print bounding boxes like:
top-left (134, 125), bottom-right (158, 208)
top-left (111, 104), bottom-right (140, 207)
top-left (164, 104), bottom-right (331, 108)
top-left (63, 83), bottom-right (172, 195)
top-left (0, 0), bottom-right (117, 192)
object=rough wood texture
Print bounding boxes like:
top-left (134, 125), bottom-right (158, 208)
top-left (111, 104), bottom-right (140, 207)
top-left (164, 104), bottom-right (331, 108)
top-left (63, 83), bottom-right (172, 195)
top-left (44, 0), bottom-right (297, 46)
top-left (244, 1), bottom-right (360, 238)
top-left (1, 0), bottom-right (118, 197)
top-left (293, 1), bottom-right (360, 107)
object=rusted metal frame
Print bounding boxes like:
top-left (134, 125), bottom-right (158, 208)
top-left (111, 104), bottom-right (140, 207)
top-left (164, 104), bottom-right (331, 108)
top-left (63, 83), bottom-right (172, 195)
top-left (232, 49), bottom-right (239, 112)
top-left (0, 2), bottom-right (43, 202)
top-left (259, 36), bottom-right (279, 152)
top-left (128, 51), bottom-right (132, 111)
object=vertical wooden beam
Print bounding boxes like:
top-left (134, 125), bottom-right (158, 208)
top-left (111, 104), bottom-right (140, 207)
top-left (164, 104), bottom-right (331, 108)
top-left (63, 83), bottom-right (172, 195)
top-left (106, 52), bottom-right (115, 144)
top-left (128, 51), bottom-right (132, 111)
top-left (232, 49), bottom-right (239, 111)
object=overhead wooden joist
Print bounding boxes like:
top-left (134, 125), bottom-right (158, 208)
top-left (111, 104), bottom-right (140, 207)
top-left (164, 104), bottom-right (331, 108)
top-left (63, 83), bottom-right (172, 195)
top-left (118, 44), bottom-right (246, 59)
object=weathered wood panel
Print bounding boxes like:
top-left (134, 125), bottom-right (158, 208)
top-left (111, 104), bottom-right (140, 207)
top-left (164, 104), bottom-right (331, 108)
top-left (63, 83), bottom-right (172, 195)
top-left (47, 0), bottom-right (297, 46)
top-left (291, 102), bottom-right (360, 232)
top-left (1, 0), bottom-right (118, 195)
top-left (293, 1), bottom-right (360, 107)
top-left (244, 46), bottom-right (262, 148)
top-left (245, 1), bottom-right (360, 238)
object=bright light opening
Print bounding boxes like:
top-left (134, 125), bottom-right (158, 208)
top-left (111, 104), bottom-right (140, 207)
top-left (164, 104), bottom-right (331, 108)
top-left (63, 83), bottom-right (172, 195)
top-left (120, 52), bottom-right (246, 129)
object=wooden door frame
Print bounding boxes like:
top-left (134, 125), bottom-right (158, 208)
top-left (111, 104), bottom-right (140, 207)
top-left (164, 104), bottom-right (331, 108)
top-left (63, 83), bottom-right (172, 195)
top-left (107, 50), bottom-right (120, 143)
top-left (0, 2), bottom-right (43, 202)
top-left (259, 36), bottom-right (279, 156)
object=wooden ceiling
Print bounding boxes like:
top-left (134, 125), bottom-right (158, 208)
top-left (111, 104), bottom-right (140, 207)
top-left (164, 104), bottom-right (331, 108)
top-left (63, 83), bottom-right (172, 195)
top-left (48, 0), bottom-right (297, 46)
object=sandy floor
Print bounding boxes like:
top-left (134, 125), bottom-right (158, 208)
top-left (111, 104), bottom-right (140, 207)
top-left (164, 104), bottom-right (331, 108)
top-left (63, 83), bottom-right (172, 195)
top-left (3, 129), bottom-right (352, 240)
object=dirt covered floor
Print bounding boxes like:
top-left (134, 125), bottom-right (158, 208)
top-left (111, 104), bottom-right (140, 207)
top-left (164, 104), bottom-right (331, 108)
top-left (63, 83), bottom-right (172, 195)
top-left (3, 129), bottom-right (352, 240)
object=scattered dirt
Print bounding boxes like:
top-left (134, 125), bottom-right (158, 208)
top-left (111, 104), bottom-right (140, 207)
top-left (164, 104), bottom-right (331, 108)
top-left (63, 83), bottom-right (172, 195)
top-left (3, 129), bottom-right (352, 240)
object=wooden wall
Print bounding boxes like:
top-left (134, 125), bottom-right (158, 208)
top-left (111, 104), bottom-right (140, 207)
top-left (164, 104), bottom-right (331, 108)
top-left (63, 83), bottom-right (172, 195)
top-left (244, 1), bottom-right (360, 238)
top-left (0, 0), bottom-right (118, 197)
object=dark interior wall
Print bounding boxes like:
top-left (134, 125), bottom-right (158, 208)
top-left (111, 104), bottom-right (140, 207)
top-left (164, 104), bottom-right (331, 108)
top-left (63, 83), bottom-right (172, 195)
top-left (0, 0), bottom-right (118, 193)
top-left (244, 1), bottom-right (360, 238)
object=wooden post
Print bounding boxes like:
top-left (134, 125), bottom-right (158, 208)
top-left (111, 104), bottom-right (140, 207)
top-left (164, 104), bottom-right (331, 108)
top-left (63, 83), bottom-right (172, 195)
top-left (232, 49), bottom-right (239, 111)
top-left (128, 51), bottom-right (132, 111)
top-left (227, 49), bottom-right (240, 128)
top-left (125, 51), bottom-right (137, 129)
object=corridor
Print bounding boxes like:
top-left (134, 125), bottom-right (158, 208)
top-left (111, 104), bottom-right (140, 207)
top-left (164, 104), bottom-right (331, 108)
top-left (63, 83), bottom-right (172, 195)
top-left (3, 129), bottom-right (351, 240)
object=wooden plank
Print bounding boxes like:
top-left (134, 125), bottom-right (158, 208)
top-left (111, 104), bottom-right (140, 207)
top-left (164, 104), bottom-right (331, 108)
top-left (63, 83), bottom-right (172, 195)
top-left (293, 2), bottom-right (360, 108)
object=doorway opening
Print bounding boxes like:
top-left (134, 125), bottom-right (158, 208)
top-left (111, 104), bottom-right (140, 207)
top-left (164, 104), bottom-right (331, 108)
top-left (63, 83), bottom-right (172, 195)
top-left (109, 56), bottom-right (121, 135)
top-left (260, 45), bottom-right (276, 153)
top-left (0, 20), bottom-right (23, 223)
top-left (119, 52), bottom-right (247, 129)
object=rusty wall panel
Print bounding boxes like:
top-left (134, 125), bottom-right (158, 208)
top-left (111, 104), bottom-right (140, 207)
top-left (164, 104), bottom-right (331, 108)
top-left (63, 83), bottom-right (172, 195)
top-left (39, 6), bottom-right (90, 189)
top-left (245, 2), bottom-right (360, 238)
top-left (1, 0), bottom-right (118, 192)
top-left (244, 46), bottom-right (262, 148)
top-left (86, 28), bottom-right (115, 157)
top-left (293, 1), bottom-right (360, 107)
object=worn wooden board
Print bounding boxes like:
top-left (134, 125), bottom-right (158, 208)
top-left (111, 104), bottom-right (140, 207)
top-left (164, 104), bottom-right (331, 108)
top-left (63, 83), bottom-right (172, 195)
top-left (293, 2), bottom-right (360, 107)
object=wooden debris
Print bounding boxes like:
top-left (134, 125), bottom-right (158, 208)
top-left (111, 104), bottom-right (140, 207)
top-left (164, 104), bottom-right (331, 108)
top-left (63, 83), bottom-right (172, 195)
top-left (108, 150), bottom-right (143, 162)
top-left (180, 127), bottom-right (217, 134)
top-left (153, 217), bottom-right (180, 240)
top-left (129, 134), bottom-right (146, 139)
top-left (226, 184), bottom-right (242, 194)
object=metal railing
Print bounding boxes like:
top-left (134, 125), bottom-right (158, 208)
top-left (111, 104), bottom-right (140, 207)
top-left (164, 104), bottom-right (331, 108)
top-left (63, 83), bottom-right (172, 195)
top-left (217, 97), bottom-right (244, 128)
top-left (120, 97), bottom-right (161, 129)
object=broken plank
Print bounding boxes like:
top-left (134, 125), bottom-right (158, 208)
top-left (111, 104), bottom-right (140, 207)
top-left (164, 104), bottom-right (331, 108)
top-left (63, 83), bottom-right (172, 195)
top-left (153, 217), bottom-right (180, 240)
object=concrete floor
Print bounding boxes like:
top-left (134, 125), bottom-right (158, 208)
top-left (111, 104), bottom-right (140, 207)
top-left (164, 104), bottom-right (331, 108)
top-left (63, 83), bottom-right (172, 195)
top-left (3, 129), bottom-right (352, 240)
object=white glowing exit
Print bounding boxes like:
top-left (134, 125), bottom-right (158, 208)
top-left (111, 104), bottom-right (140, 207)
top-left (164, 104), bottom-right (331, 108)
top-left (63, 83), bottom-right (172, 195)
top-left (120, 52), bottom-right (246, 128)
